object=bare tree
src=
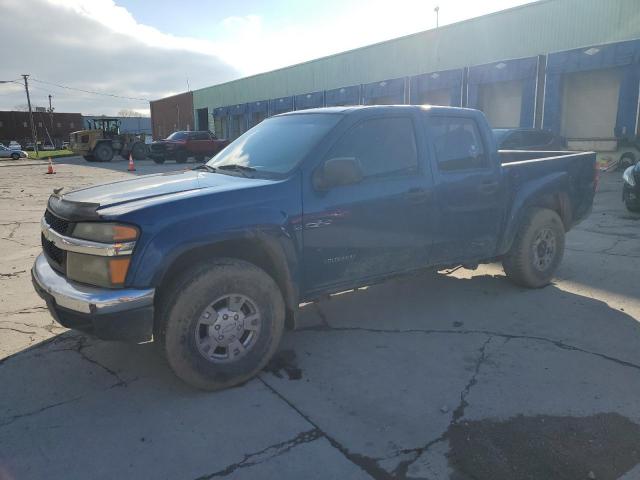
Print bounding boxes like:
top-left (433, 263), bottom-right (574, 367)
top-left (117, 108), bottom-right (143, 117)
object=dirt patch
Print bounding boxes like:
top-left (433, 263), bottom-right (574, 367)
top-left (448, 413), bottom-right (640, 480)
top-left (263, 349), bottom-right (302, 380)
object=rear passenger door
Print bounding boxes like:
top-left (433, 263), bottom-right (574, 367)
top-left (302, 114), bottom-right (437, 293)
top-left (426, 113), bottom-right (505, 263)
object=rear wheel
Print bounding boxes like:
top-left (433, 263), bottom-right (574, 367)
top-left (10, 153), bottom-right (19, 160)
top-left (158, 258), bottom-right (285, 391)
top-left (93, 143), bottom-right (114, 162)
top-left (502, 208), bottom-right (565, 288)
top-left (83, 155), bottom-right (95, 162)
top-left (131, 142), bottom-right (146, 160)
top-left (620, 152), bottom-right (637, 169)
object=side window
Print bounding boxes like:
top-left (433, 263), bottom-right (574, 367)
top-left (502, 131), bottom-right (523, 149)
top-left (429, 116), bottom-right (488, 171)
top-left (193, 132), bottom-right (209, 140)
top-left (328, 117), bottom-right (418, 178)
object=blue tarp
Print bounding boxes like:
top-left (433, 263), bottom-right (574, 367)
top-left (295, 91), bottom-right (324, 110)
top-left (467, 56), bottom-right (538, 128)
top-left (270, 96), bottom-right (294, 114)
top-left (362, 77), bottom-right (405, 104)
top-left (410, 68), bottom-right (464, 106)
top-left (543, 39), bottom-right (640, 138)
top-left (325, 85), bottom-right (360, 106)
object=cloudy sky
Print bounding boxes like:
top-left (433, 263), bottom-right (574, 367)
top-left (1, 0), bottom-right (529, 116)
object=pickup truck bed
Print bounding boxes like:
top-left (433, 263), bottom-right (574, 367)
top-left (32, 105), bottom-right (597, 390)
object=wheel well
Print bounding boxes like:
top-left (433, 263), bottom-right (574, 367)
top-left (157, 238), bottom-right (297, 327)
top-left (528, 192), bottom-right (571, 229)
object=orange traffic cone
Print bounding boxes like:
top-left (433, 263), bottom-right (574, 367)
top-left (46, 157), bottom-right (55, 175)
top-left (128, 153), bottom-right (136, 172)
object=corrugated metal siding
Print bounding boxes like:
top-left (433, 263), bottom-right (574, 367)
top-left (193, 0), bottom-right (640, 112)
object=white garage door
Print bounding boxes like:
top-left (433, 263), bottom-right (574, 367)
top-left (418, 88), bottom-right (452, 106)
top-left (478, 80), bottom-right (523, 128)
top-left (561, 68), bottom-right (622, 139)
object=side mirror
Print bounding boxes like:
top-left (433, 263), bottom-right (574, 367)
top-left (313, 157), bottom-right (363, 190)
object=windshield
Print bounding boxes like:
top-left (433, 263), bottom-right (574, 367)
top-left (207, 114), bottom-right (342, 175)
top-left (167, 131), bottom-right (189, 140)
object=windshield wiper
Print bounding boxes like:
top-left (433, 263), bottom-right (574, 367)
top-left (192, 164), bottom-right (217, 173)
top-left (216, 164), bottom-right (256, 177)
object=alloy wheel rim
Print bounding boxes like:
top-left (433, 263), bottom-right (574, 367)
top-left (194, 293), bottom-right (261, 363)
top-left (532, 227), bottom-right (556, 272)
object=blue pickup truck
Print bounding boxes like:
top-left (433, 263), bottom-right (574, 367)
top-left (32, 106), bottom-right (597, 390)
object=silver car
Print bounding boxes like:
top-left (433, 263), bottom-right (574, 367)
top-left (0, 145), bottom-right (28, 160)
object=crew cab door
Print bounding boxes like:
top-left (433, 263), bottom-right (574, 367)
top-left (301, 113), bottom-right (436, 294)
top-left (425, 112), bottom-right (505, 263)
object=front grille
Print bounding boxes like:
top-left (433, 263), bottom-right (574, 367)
top-left (44, 209), bottom-right (72, 235)
top-left (41, 233), bottom-right (66, 273)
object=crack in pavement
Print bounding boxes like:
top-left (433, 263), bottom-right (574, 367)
top-left (0, 326), bottom-right (37, 335)
top-left (391, 336), bottom-right (496, 479)
top-left (0, 397), bottom-right (82, 428)
top-left (0, 270), bottom-right (26, 278)
top-left (566, 246), bottom-right (640, 259)
top-left (297, 320), bottom-right (640, 374)
top-left (259, 376), bottom-right (387, 479)
top-left (194, 429), bottom-right (322, 479)
top-left (0, 306), bottom-right (48, 316)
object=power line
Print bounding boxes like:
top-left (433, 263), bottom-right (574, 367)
top-left (31, 78), bottom-right (150, 102)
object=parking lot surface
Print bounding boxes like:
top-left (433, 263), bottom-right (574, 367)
top-left (0, 156), bottom-right (639, 479)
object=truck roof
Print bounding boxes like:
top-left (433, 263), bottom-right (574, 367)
top-left (277, 104), bottom-right (476, 116)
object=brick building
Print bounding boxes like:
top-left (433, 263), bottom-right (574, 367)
top-left (149, 91), bottom-right (194, 140)
top-left (0, 110), bottom-right (83, 147)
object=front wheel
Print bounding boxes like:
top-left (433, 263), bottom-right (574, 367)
top-left (93, 143), bottom-right (114, 162)
top-left (11, 153), bottom-right (19, 160)
top-left (158, 259), bottom-right (285, 391)
top-left (502, 208), bottom-right (565, 288)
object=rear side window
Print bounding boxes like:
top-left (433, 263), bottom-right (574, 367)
top-left (429, 116), bottom-right (488, 171)
top-left (193, 132), bottom-right (210, 140)
top-left (328, 117), bottom-right (418, 178)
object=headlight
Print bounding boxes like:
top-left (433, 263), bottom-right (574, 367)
top-left (623, 166), bottom-right (636, 187)
top-left (72, 223), bottom-right (138, 243)
top-left (67, 252), bottom-right (131, 288)
top-left (66, 223), bottom-right (138, 288)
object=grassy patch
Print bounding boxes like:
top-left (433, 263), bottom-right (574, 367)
top-left (27, 149), bottom-right (77, 159)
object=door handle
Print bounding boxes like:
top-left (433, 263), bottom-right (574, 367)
top-left (405, 188), bottom-right (431, 203)
top-left (478, 181), bottom-right (499, 194)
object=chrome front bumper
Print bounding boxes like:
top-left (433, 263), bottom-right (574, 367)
top-left (32, 254), bottom-right (154, 315)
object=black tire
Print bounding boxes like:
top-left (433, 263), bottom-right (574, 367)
top-left (158, 258), bottom-right (285, 391)
top-left (620, 152), bottom-right (637, 169)
top-left (131, 142), bottom-right (146, 160)
top-left (93, 143), bottom-right (114, 162)
top-left (11, 153), bottom-right (19, 160)
top-left (176, 151), bottom-right (189, 163)
top-left (83, 155), bottom-right (95, 162)
top-left (502, 208), bottom-right (565, 288)
top-left (120, 151), bottom-right (130, 160)
top-left (626, 200), bottom-right (640, 213)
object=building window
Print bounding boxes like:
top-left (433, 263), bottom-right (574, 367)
top-left (0, 121), bottom-right (3, 127)
top-left (23, 121), bottom-right (28, 127)
top-left (69, 122), bottom-right (74, 128)
top-left (38, 122), bottom-right (42, 127)
top-left (56, 122), bottom-right (61, 128)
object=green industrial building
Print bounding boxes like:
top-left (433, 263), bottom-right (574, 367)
top-left (151, 0), bottom-right (640, 155)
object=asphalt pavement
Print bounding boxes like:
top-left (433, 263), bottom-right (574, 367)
top-left (0, 156), bottom-right (639, 480)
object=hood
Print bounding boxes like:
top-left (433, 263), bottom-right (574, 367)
top-left (53, 170), bottom-right (270, 215)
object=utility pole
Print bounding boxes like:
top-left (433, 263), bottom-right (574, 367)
top-left (48, 94), bottom-right (54, 135)
top-left (434, 6), bottom-right (440, 28)
top-left (22, 74), bottom-right (39, 158)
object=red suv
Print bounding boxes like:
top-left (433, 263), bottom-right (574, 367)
top-left (150, 131), bottom-right (229, 164)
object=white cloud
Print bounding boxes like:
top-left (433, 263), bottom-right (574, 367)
top-left (0, 0), bottom-right (238, 115)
